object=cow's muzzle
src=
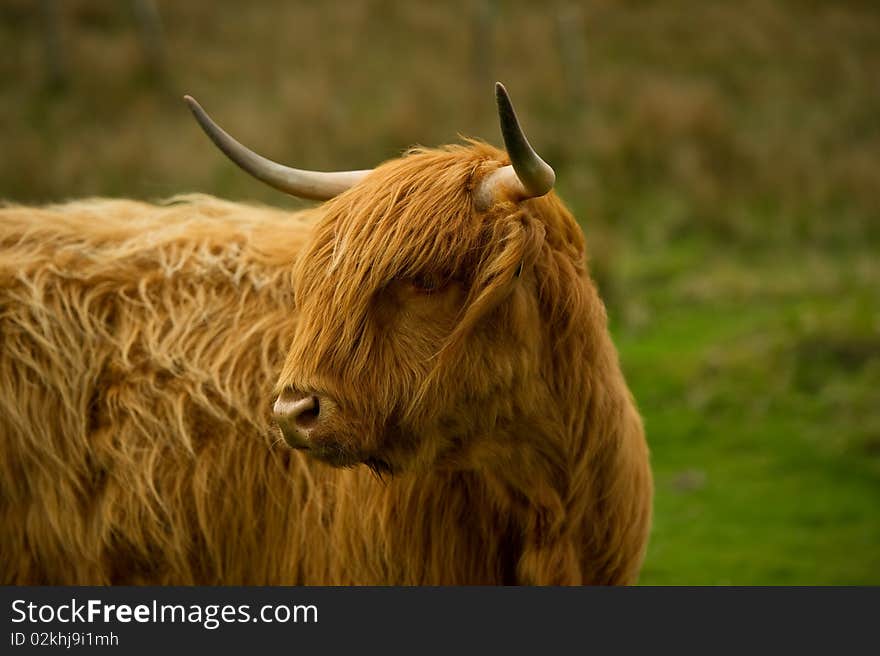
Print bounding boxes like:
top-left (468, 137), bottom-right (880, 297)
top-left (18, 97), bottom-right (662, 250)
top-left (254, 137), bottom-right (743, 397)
top-left (273, 388), bottom-right (328, 449)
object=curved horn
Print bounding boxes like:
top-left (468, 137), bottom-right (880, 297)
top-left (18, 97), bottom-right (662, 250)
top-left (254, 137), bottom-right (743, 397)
top-left (475, 83), bottom-right (556, 209)
top-left (184, 95), bottom-right (370, 201)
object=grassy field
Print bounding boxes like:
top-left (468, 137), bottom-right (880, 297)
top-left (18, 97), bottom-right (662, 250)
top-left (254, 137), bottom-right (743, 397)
top-left (2, 0), bottom-right (878, 584)
top-left (619, 239), bottom-right (880, 583)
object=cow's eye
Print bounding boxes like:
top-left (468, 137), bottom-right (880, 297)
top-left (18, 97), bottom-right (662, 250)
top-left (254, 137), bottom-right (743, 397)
top-left (408, 272), bottom-right (447, 295)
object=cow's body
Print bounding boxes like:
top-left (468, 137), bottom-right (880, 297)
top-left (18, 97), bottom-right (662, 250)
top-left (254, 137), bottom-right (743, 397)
top-left (1, 140), bottom-right (651, 586)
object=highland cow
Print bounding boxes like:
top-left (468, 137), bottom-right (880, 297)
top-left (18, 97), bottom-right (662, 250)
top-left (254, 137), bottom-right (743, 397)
top-left (0, 84), bottom-right (652, 585)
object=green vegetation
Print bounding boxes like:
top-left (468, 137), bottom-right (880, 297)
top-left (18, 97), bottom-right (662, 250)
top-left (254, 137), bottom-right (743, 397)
top-left (2, 0), bottom-right (878, 584)
top-left (618, 239), bottom-right (880, 584)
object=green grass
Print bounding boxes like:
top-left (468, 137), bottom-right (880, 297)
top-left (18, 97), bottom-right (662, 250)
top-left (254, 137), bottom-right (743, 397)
top-left (610, 238), bottom-right (880, 584)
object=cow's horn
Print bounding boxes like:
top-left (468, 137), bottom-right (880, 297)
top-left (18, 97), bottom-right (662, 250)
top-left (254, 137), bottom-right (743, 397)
top-left (475, 83), bottom-right (556, 209)
top-left (184, 96), bottom-right (370, 201)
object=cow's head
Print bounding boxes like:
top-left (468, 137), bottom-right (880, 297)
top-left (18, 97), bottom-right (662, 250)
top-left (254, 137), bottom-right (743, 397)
top-left (187, 84), bottom-right (588, 475)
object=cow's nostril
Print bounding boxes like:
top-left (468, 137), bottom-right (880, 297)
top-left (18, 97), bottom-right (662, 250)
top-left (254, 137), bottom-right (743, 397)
top-left (273, 390), bottom-right (333, 449)
top-left (273, 391), bottom-right (323, 442)
top-left (294, 396), bottom-right (320, 429)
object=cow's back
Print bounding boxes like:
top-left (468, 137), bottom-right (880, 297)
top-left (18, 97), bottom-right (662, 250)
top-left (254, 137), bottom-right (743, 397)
top-left (0, 195), bottom-right (315, 583)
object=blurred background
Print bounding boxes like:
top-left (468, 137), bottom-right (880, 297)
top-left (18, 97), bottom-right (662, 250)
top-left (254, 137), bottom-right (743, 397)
top-left (2, 0), bottom-right (878, 584)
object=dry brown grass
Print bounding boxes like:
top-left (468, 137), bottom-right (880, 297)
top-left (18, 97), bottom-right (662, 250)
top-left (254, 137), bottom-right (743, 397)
top-left (2, 0), bottom-right (878, 244)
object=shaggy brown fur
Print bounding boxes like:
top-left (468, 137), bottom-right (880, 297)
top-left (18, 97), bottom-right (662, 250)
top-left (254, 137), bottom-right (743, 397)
top-left (0, 141), bottom-right (651, 585)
